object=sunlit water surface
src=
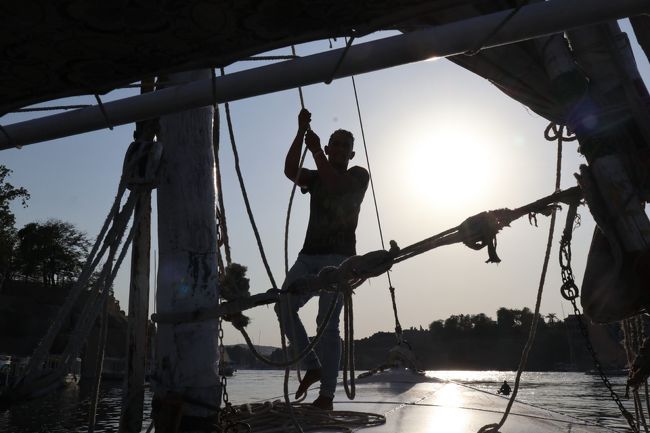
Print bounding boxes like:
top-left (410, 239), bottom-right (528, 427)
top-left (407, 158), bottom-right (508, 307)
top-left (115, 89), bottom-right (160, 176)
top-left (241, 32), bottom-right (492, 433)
top-left (0, 370), bottom-right (637, 432)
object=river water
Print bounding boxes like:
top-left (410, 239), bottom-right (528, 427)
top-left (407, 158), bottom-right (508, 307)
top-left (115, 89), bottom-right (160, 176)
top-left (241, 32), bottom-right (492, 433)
top-left (0, 370), bottom-right (639, 432)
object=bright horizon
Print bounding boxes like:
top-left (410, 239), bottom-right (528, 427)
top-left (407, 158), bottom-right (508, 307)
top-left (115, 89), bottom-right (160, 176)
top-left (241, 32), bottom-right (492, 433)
top-left (3, 24), bottom-right (648, 347)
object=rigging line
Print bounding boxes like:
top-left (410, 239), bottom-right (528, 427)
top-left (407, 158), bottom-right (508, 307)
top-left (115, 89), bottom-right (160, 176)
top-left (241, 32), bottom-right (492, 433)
top-left (465, 0), bottom-right (531, 56)
top-left (478, 124), bottom-right (564, 433)
top-left (0, 124), bottom-right (19, 149)
top-left (348, 59), bottom-right (403, 340)
top-left (11, 105), bottom-right (91, 112)
top-left (241, 55), bottom-right (299, 61)
top-left (212, 103), bottom-right (232, 267)
top-left (219, 67), bottom-right (278, 290)
top-left (292, 46), bottom-right (305, 110)
top-left (284, 45), bottom-right (308, 276)
top-left (17, 181), bottom-right (128, 388)
top-left (282, 44), bottom-right (309, 391)
top-left (325, 33), bottom-right (356, 85)
top-left (94, 94), bottom-right (114, 130)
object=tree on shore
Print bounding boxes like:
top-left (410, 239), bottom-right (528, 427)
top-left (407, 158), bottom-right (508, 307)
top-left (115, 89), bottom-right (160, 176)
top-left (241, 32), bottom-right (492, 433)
top-left (0, 165), bottom-right (29, 289)
top-left (14, 219), bottom-right (90, 286)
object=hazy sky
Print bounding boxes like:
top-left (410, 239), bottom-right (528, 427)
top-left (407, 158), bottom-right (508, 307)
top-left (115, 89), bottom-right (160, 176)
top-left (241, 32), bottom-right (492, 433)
top-left (3, 23), bottom-right (648, 347)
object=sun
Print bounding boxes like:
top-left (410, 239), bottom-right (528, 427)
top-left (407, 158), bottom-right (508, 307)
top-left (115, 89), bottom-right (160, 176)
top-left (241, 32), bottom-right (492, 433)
top-left (405, 127), bottom-right (494, 211)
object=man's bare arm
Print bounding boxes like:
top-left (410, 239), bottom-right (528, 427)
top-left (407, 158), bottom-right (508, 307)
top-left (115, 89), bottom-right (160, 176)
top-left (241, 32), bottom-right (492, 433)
top-left (284, 109), bottom-right (311, 186)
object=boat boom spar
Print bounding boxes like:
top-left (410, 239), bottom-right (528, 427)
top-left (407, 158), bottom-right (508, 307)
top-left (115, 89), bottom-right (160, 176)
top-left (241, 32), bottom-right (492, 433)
top-left (0, 0), bottom-right (647, 150)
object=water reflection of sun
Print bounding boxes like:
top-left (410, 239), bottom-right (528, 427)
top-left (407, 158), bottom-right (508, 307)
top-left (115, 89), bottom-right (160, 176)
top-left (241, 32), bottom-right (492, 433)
top-left (428, 384), bottom-right (468, 433)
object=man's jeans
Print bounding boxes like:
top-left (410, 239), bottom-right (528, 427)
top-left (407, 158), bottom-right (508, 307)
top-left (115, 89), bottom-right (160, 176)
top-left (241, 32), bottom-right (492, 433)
top-left (274, 253), bottom-right (347, 398)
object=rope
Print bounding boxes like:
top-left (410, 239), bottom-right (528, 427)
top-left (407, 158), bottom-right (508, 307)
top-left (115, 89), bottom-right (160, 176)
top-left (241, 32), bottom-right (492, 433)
top-left (325, 34), bottom-right (356, 85)
top-left (87, 293), bottom-right (110, 433)
top-left (220, 67), bottom-right (278, 290)
top-left (342, 290), bottom-right (356, 400)
top-left (478, 123), bottom-right (564, 433)
top-left (94, 94), bottom-right (113, 130)
top-left (153, 184), bottom-right (581, 327)
top-left (11, 105), bottom-right (91, 112)
top-left (292, 46), bottom-right (305, 109)
top-left (277, 294), bottom-right (304, 433)
top-left (283, 45), bottom-right (309, 277)
top-left (236, 288), bottom-right (341, 368)
top-left (281, 44), bottom-right (309, 402)
top-left (14, 179), bottom-right (129, 393)
top-left (465, 0), bottom-right (530, 56)
top-left (212, 104), bottom-right (232, 269)
top-left (0, 124), bottom-right (19, 149)
top-left (241, 55), bottom-right (299, 61)
top-left (349, 62), bottom-right (403, 342)
top-left (219, 401), bottom-right (385, 432)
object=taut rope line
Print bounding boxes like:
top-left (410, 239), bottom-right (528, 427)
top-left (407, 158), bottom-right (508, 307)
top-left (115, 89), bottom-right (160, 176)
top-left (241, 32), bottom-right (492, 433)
top-left (478, 123), bottom-right (567, 433)
top-left (348, 55), bottom-right (404, 343)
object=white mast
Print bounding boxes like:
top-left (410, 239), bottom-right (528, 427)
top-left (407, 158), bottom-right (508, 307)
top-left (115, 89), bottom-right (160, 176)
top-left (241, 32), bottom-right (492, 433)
top-left (152, 70), bottom-right (221, 425)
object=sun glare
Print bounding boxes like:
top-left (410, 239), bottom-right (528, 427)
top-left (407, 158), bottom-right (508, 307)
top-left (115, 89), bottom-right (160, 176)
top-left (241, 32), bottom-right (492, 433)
top-left (405, 127), bottom-right (494, 211)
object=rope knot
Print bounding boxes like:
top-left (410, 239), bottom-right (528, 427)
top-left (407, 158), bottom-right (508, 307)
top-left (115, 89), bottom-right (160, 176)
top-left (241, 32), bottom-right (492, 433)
top-left (459, 210), bottom-right (512, 263)
top-left (544, 122), bottom-right (576, 142)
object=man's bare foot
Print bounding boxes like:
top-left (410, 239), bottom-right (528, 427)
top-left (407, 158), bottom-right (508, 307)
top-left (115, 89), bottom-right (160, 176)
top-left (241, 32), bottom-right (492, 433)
top-left (295, 368), bottom-right (321, 399)
top-left (311, 395), bottom-right (333, 410)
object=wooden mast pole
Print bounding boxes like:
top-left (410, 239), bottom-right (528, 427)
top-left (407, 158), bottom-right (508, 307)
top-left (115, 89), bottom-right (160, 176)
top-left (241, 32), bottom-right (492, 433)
top-left (119, 177), bottom-right (152, 431)
top-left (152, 69), bottom-right (221, 431)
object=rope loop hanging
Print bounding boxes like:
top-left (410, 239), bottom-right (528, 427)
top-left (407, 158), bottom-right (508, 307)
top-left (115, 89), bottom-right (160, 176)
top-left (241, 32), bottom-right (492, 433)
top-left (544, 122), bottom-right (577, 143)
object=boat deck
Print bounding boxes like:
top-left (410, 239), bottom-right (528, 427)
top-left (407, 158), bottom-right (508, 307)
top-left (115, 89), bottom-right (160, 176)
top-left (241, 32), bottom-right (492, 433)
top-left (243, 370), bottom-right (618, 433)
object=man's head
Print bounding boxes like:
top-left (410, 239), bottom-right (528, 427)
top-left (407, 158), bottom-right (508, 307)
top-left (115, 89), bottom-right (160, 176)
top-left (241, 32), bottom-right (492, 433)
top-left (325, 129), bottom-right (355, 169)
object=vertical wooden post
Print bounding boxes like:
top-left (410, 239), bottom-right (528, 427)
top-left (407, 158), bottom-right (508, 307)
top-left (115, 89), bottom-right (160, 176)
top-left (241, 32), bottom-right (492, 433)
top-left (153, 69), bottom-right (220, 429)
top-left (119, 190), bottom-right (151, 432)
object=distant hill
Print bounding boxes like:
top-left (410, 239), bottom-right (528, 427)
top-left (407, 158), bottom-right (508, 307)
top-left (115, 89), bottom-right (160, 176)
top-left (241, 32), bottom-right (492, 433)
top-left (230, 344), bottom-right (277, 356)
